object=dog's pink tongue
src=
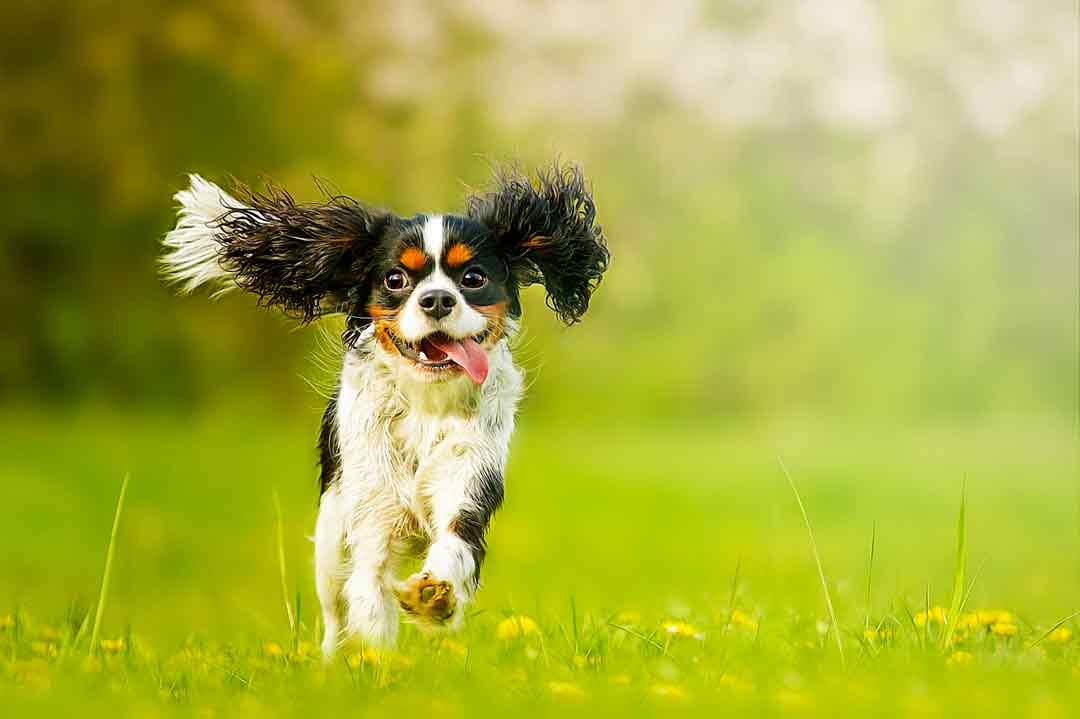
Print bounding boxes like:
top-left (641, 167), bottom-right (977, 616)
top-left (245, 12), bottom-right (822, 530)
top-left (428, 336), bottom-right (489, 385)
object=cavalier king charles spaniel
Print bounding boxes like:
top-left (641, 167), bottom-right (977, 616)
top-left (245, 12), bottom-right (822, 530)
top-left (161, 164), bottom-right (609, 656)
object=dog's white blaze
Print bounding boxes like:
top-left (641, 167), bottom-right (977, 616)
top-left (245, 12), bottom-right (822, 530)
top-left (161, 175), bottom-right (246, 294)
top-left (315, 334), bottom-right (522, 655)
top-left (421, 214), bottom-right (445, 262)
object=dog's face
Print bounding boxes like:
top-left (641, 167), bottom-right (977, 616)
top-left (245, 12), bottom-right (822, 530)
top-left (365, 215), bottom-right (511, 384)
top-left (202, 164), bottom-right (609, 386)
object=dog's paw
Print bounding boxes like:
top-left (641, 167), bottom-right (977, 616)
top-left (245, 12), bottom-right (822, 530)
top-left (394, 572), bottom-right (456, 625)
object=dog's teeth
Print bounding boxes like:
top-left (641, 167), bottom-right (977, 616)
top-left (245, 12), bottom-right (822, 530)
top-left (419, 351), bottom-right (429, 361)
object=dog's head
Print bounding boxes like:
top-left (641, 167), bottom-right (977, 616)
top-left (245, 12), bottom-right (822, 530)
top-left (163, 165), bottom-right (609, 385)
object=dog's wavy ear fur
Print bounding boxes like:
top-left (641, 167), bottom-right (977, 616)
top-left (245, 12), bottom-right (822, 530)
top-left (465, 164), bottom-right (610, 324)
top-left (161, 175), bottom-right (390, 322)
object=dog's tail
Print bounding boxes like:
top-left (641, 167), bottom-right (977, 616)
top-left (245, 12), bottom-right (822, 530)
top-left (160, 174), bottom-right (246, 295)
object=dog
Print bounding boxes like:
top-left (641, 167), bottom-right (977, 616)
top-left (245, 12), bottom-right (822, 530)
top-left (160, 163), bottom-right (609, 655)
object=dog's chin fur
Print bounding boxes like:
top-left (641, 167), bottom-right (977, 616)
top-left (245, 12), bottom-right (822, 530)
top-left (161, 165), bottom-right (606, 656)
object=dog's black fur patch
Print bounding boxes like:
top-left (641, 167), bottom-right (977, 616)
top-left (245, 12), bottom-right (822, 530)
top-left (450, 466), bottom-right (505, 589)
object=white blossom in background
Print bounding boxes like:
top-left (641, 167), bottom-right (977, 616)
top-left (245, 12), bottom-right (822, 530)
top-left (346, 0), bottom-right (1071, 138)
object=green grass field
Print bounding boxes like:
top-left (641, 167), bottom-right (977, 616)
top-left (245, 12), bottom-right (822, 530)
top-left (1, 408), bottom-right (1077, 716)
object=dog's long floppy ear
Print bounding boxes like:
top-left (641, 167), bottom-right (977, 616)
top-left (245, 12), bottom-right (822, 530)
top-left (465, 163), bottom-right (610, 324)
top-left (161, 175), bottom-right (390, 322)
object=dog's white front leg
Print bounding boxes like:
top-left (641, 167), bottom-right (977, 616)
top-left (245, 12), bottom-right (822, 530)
top-left (397, 455), bottom-right (504, 629)
top-left (340, 511), bottom-right (398, 649)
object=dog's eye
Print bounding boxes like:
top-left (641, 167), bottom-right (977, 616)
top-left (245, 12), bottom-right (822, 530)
top-left (461, 269), bottom-right (487, 290)
top-left (384, 270), bottom-right (409, 291)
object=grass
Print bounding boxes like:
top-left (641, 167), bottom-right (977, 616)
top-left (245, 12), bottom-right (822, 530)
top-left (0, 408), bottom-right (1077, 716)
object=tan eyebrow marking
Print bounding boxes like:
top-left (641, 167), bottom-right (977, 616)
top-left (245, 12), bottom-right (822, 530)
top-left (445, 243), bottom-right (474, 268)
top-left (399, 247), bottom-right (427, 271)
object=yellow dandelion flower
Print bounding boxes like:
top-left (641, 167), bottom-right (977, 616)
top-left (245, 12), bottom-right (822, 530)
top-left (914, 607), bottom-right (948, 627)
top-left (972, 609), bottom-right (1013, 626)
top-left (31, 641), bottom-right (58, 659)
top-left (609, 673), bottom-right (632, 686)
top-left (263, 642), bottom-right (284, 657)
top-left (991, 622), bottom-right (1018, 638)
top-left (960, 611), bottom-right (980, 627)
top-left (496, 615), bottom-right (540, 641)
top-left (295, 641), bottom-right (316, 658)
top-left (100, 638), bottom-right (125, 654)
top-left (0, 614), bottom-right (13, 630)
top-left (730, 609), bottom-right (759, 631)
top-left (946, 650), bottom-right (974, 666)
top-left (662, 620), bottom-right (702, 639)
top-left (863, 627), bottom-right (879, 642)
top-left (572, 653), bottom-right (602, 669)
top-left (719, 674), bottom-right (755, 692)
top-left (1048, 627), bottom-right (1072, 643)
top-left (346, 647), bottom-right (381, 667)
top-left (775, 689), bottom-right (811, 708)
top-left (439, 639), bottom-right (468, 658)
top-left (615, 610), bottom-right (642, 626)
top-left (547, 681), bottom-right (586, 699)
top-left (649, 683), bottom-right (687, 700)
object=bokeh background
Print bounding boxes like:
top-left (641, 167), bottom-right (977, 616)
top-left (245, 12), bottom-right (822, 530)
top-left (1, 0), bottom-right (1077, 650)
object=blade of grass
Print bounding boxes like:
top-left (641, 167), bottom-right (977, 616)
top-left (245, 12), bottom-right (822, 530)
top-left (723, 557), bottom-right (742, 636)
top-left (608, 622), bottom-right (666, 653)
top-left (88, 473), bottom-right (129, 656)
top-left (273, 491), bottom-right (296, 636)
top-left (778, 457), bottom-right (845, 665)
top-left (865, 521), bottom-right (877, 629)
top-left (941, 480), bottom-right (967, 649)
top-left (1027, 609), bottom-right (1080, 649)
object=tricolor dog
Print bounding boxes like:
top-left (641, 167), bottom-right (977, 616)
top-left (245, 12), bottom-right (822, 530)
top-left (161, 164), bottom-right (609, 656)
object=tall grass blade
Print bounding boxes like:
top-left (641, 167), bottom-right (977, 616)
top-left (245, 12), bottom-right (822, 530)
top-left (89, 473), bottom-right (129, 656)
top-left (865, 521), bottom-right (877, 629)
top-left (778, 457), bottom-right (845, 665)
top-left (941, 480), bottom-right (966, 649)
top-left (273, 491), bottom-right (297, 636)
top-left (1027, 609), bottom-right (1080, 649)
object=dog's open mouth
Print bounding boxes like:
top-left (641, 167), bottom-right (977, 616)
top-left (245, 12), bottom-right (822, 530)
top-left (387, 330), bottom-right (489, 385)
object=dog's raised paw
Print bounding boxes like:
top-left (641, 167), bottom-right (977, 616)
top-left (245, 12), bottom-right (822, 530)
top-left (395, 572), bottom-right (455, 624)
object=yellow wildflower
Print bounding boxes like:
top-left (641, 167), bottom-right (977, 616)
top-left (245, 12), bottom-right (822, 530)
top-left (914, 607), bottom-right (948, 627)
top-left (662, 620), bottom-right (703, 640)
top-left (547, 681), bottom-right (586, 699)
top-left (730, 609), bottom-right (759, 631)
top-left (0, 614), bottom-right (13, 630)
top-left (649, 683), bottom-right (687, 700)
top-left (31, 641), bottom-right (58, 659)
top-left (263, 642), bottom-right (284, 657)
top-left (100, 638), bottom-right (125, 654)
top-left (609, 673), bottom-right (632, 686)
top-left (863, 627), bottom-right (879, 642)
top-left (775, 689), bottom-right (811, 708)
top-left (719, 674), bottom-right (754, 692)
top-left (346, 648), bottom-right (381, 667)
top-left (991, 622), bottom-right (1018, 638)
top-left (1048, 627), bottom-right (1072, 643)
top-left (439, 638), bottom-right (468, 658)
top-left (496, 615), bottom-right (540, 641)
top-left (295, 641), bottom-right (316, 658)
top-left (946, 651), bottom-right (974, 667)
top-left (972, 609), bottom-right (1012, 626)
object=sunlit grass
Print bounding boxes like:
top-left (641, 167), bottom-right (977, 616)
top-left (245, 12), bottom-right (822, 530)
top-left (0, 410), bottom-right (1077, 715)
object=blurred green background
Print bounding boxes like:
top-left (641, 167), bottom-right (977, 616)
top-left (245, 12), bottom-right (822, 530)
top-left (1, 0), bottom-right (1077, 674)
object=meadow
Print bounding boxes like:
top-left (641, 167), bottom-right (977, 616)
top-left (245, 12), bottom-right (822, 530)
top-left (2, 2), bottom-right (1075, 715)
top-left (1, 408), bottom-right (1076, 716)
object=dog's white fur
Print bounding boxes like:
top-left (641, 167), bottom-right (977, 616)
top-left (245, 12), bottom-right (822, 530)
top-left (162, 178), bottom-right (524, 656)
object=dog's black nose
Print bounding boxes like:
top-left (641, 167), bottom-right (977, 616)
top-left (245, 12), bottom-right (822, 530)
top-left (418, 289), bottom-right (456, 320)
